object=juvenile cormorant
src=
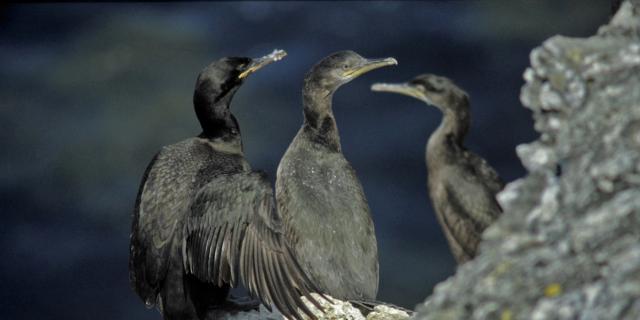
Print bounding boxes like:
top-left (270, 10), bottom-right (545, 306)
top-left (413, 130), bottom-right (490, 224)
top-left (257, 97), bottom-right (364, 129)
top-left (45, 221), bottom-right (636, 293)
top-left (371, 74), bottom-right (504, 264)
top-left (129, 50), bottom-right (322, 320)
top-left (276, 51), bottom-right (397, 300)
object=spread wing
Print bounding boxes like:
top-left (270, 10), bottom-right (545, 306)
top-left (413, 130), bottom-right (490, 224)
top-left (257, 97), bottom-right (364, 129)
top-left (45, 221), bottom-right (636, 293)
top-left (129, 148), bottom-right (191, 306)
top-left (183, 171), bottom-right (322, 320)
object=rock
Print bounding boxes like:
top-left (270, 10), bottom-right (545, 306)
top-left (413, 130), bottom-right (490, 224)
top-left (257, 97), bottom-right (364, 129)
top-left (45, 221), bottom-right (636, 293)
top-left (367, 305), bottom-right (410, 320)
top-left (212, 293), bottom-right (413, 320)
top-left (298, 294), bottom-right (366, 320)
top-left (413, 2), bottom-right (640, 320)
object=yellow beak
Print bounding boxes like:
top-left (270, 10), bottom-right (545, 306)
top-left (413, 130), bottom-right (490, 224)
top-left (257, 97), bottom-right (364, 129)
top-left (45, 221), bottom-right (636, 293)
top-left (342, 57), bottom-right (398, 79)
top-left (370, 82), bottom-right (429, 104)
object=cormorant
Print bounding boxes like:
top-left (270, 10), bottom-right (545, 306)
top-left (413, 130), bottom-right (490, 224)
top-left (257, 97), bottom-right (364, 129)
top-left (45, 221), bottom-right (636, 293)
top-left (276, 51), bottom-right (397, 300)
top-left (371, 74), bottom-right (504, 264)
top-left (129, 49), bottom-right (322, 320)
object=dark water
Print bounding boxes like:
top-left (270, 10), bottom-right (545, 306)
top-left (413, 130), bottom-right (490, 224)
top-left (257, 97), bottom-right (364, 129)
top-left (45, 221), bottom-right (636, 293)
top-left (0, 2), bottom-right (609, 319)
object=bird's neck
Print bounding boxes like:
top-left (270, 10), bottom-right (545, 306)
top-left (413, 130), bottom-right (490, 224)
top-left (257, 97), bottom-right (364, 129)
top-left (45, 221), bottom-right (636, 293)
top-left (194, 97), bottom-right (243, 148)
top-left (301, 84), bottom-right (342, 152)
top-left (427, 99), bottom-right (470, 165)
top-left (437, 106), bottom-right (470, 143)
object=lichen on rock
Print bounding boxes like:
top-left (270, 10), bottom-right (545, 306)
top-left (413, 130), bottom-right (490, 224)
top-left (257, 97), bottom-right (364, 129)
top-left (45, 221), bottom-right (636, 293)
top-left (413, 1), bottom-right (640, 319)
top-left (367, 305), bottom-right (410, 320)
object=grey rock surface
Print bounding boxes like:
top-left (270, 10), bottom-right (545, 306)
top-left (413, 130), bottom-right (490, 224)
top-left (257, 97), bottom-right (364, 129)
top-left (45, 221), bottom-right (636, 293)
top-left (367, 305), bottom-right (410, 320)
top-left (214, 294), bottom-right (410, 320)
top-left (413, 2), bottom-right (640, 320)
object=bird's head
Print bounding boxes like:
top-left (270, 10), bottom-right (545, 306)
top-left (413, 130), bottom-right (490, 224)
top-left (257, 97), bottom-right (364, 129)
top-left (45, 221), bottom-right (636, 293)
top-left (194, 49), bottom-right (287, 109)
top-left (371, 73), bottom-right (468, 111)
top-left (305, 50), bottom-right (397, 93)
top-left (193, 49), bottom-right (286, 138)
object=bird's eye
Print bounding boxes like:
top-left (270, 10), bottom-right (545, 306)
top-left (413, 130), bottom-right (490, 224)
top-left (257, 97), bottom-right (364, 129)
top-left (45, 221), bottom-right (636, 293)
top-left (423, 82), bottom-right (438, 92)
top-left (342, 64), bottom-right (349, 70)
top-left (425, 81), bottom-right (444, 93)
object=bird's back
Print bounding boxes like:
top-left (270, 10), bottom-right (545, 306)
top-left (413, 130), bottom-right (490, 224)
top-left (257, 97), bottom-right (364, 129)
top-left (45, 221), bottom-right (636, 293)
top-left (464, 150), bottom-right (505, 197)
top-left (276, 128), bottom-right (378, 300)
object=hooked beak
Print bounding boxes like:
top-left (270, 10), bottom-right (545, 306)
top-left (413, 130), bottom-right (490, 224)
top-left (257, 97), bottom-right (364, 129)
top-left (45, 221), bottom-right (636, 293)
top-left (238, 49), bottom-right (287, 79)
top-left (343, 57), bottom-right (398, 79)
top-left (371, 82), bottom-right (431, 104)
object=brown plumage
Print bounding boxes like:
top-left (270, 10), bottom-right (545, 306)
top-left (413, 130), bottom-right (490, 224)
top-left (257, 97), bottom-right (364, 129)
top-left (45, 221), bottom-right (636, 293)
top-left (372, 74), bottom-right (504, 264)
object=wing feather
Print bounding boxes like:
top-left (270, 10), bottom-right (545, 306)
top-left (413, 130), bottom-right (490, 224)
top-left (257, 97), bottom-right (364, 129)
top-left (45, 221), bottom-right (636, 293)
top-left (204, 226), bottom-right (216, 280)
top-left (465, 151), bottom-right (505, 197)
top-left (183, 172), bottom-right (323, 320)
top-left (129, 147), bottom-right (193, 306)
top-left (438, 181), bottom-right (501, 263)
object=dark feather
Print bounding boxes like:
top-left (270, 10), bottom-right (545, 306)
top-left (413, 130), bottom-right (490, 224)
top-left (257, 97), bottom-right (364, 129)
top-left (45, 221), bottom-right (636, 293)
top-left (183, 172), bottom-right (323, 320)
top-left (129, 149), bottom-right (191, 306)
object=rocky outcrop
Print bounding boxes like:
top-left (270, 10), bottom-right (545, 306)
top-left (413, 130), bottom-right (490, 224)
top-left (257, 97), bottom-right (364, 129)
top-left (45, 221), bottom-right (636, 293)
top-left (413, 1), bottom-right (640, 319)
top-left (214, 294), bottom-right (410, 320)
